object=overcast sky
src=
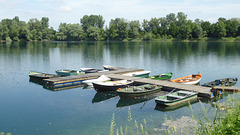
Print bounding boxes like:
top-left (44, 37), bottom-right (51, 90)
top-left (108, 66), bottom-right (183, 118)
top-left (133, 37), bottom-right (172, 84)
top-left (0, 0), bottom-right (240, 29)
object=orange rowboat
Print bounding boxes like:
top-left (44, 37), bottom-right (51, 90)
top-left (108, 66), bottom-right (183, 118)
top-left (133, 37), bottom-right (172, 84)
top-left (170, 74), bottom-right (202, 85)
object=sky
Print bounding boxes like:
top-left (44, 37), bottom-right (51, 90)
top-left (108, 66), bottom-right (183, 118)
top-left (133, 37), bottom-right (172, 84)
top-left (0, 0), bottom-right (240, 30)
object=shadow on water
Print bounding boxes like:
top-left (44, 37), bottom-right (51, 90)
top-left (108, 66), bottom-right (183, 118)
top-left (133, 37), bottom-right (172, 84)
top-left (29, 78), bottom-right (44, 85)
top-left (116, 91), bottom-right (169, 108)
top-left (43, 84), bottom-right (85, 92)
top-left (92, 91), bottom-right (118, 103)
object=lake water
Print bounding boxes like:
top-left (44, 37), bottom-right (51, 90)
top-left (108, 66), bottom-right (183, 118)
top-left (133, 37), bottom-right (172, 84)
top-left (0, 41), bottom-right (240, 135)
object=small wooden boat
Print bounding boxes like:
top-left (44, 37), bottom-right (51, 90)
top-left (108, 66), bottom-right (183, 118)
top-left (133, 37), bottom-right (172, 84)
top-left (82, 75), bottom-right (111, 86)
top-left (155, 90), bottom-right (198, 106)
top-left (170, 74), bottom-right (202, 85)
top-left (154, 98), bottom-right (199, 112)
top-left (93, 80), bottom-right (134, 92)
top-left (80, 68), bottom-right (108, 73)
top-left (149, 72), bottom-right (173, 80)
top-left (55, 69), bottom-right (85, 76)
top-left (103, 65), bottom-right (123, 71)
top-left (117, 84), bottom-right (162, 98)
top-left (202, 78), bottom-right (238, 87)
top-left (122, 71), bottom-right (151, 78)
top-left (29, 71), bottom-right (60, 80)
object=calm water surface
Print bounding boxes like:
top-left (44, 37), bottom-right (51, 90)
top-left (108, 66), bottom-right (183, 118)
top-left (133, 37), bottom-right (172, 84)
top-left (0, 41), bottom-right (240, 135)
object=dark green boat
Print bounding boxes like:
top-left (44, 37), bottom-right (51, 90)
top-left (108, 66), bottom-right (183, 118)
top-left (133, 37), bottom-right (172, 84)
top-left (117, 84), bottom-right (162, 98)
top-left (155, 90), bottom-right (198, 106)
top-left (149, 72), bottom-right (173, 80)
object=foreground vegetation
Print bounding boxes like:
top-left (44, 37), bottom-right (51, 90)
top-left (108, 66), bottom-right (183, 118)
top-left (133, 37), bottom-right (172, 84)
top-left (1, 12), bottom-right (240, 42)
top-left (194, 95), bottom-right (240, 135)
top-left (110, 94), bottom-right (240, 135)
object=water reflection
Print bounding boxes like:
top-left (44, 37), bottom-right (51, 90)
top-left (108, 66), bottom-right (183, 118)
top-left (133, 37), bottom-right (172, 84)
top-left (44, 84), bottom-right (85, 91)
top-left (92, 91), bottom-right (118, 103)
top-left (116, 91), bottom-right (168, 108)
top-left (1, 41), bottom-right (240, 70)
top-left (29, 77), bottom-right (44, 85)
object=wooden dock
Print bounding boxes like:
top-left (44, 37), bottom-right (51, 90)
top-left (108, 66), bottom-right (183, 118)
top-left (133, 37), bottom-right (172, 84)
top-left (212, 86), bottom-right (240, 92)
top-left (106, 74), bottom-right (213, 98)
top-left (43, 68), bottom-right (213, 98)
top-left (43, 68), bottom-right (144, 88)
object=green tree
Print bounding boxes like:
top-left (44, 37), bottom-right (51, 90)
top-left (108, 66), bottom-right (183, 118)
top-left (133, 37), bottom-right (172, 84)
top-left (225, 18), bottom-right (239, 37)
top-left (142, 19), bottom-right (149, 32)
top-left (128, 20), bottom-right (140, 39)
top-left (178, 20), bottom-right (193, 39)
top-left (19, 21), bottom-right (31, 41)
top-left (194, 25), bottom-right (207, 39)
top-left (87, 26), bottom-right (101, 40)
top-left (168, 22), bottom-right (178, 38)
top-left (68, 24), bottom-right (84, 40)
top-left (41, 17), bottom-right (49, 29)
top-left (216, 19), bottom-right (226, 38)
top-left (166, 13), bottom-right (176, 25)
top-left (80, 15), bottom-right (105, 32)
top-left (176, 12), bottom-right (187, 26)
top-left (159, 17), bottom-right (168, 35)
top-left (107, 23), bottom-right (118, 40)
top-left (109, 18), bottom-right (128, 40)
top-left (201, 21), bottom-right (211, 37)
top-left (148, 18), bottom-right (160, 37)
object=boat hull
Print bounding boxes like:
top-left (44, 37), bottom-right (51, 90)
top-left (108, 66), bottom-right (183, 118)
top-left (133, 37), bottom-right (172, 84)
top-left (29, 71), bottom-right (59, 80)
top-left (103, 65), bottom-right (123, 71)
top-left (93, 80), bottom-right (134, 92)
top-left (171, 74), bottom-right (202, 85)
top-left (122, 71), bottom-right (151, 78)
top-left (82, 75), bottom-right (110, 86)
top-left (117, 84), bottom-right (162, 98)
top-left (202, 78), bottom-right (238, 87)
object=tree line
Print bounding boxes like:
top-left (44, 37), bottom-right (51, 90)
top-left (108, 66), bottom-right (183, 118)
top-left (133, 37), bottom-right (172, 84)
top-left (1, 12), bottom-right (240, 41)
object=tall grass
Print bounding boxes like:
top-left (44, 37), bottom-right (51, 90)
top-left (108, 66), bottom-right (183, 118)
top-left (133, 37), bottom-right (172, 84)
top-left (110, 93), bottom-right (240, 135)
top-left (193, 94), bottom-right (240, 135)
top-left (110, 107), bottom-right (148, 135)
top-left (165, 93), bottom-right (240, 135)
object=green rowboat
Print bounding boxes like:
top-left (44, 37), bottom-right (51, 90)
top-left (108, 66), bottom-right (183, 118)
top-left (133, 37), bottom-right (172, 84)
top-left (149, 72), bottom-right (173, 80)
top-left (155, 90), bottom-right (198, 106)
top-left (117, 84), bottom-right (162, 98)
top-left (55, 69), bottom-right (85, 76)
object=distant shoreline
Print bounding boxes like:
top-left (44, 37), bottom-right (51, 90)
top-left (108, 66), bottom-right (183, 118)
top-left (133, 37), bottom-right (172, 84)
top-left (1, 37), bottom-right (240, 43)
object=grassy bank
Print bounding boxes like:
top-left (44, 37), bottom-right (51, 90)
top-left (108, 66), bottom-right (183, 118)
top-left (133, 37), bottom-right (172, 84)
top-left (109, 94), bottom-right (240, 135)
top-left (193, 95), bottom-right (240, 135)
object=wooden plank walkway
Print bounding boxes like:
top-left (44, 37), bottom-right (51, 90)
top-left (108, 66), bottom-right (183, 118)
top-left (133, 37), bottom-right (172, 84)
top-left (43, 68), bottom-right (214, 98)
top-left (43, 68), bottom-right (144, 87)
top-left (106, 74), bottom-right (213, 98)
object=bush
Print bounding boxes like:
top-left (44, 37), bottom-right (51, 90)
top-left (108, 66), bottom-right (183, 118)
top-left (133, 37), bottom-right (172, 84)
top-left (6, 37), bottom-right (12, 42)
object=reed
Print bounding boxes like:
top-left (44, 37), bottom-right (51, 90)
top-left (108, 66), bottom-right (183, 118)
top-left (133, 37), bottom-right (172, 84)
top-left (165, 93), bottom-right (240, 135)
top-left (194, 94), bottom-right (240, 135)
top-left (110, 107), bottom-right (148, 135)
top-left (0, 132), bottom-right (12, 135)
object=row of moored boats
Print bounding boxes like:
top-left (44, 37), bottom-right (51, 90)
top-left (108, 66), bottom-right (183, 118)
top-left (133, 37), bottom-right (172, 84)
top-left (29, 65), bottom-right (238, 107)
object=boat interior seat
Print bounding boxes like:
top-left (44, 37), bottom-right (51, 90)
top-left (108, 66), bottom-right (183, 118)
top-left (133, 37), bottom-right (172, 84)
top-left (167, 95), bottom-right (184, 99)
